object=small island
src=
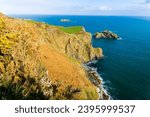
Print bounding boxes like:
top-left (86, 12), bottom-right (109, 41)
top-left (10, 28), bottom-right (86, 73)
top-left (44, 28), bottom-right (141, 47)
top-left (94, 30), bottom-right (119, 39)
top-left (60, 19), bottom-right (71, 22)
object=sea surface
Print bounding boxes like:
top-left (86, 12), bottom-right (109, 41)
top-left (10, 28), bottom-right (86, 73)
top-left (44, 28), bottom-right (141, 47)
top-left (10, 15), bottom-right (150, 100)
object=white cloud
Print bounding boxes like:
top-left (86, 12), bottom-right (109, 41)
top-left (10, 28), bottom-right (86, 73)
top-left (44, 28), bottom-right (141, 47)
top-left (146, 3), bottom-right (150, 8)
top-left (99, 6), bottom-right (112, 11)
top-left (144, 0), bottom-right (150, 9)
top-left (137, 0), bottom-right (150, 9)
top-left (0, 0), bottom-right (149, 16)
top-left (146, 0), bottom-right (150, 3)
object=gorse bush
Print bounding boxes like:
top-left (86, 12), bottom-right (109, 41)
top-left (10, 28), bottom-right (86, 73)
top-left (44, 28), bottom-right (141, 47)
top-left (0, 33), bottom-right (17, 55)
top-left (0, 18), bottom-right (5, 30)
top-left (0, 20), bottom-right (53, 99)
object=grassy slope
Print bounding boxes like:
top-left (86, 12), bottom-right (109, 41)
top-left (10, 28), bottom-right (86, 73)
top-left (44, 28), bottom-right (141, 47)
top-left (39, 45), bottom-right (98, 99)
top-left (26, 19), bottom-right (82, 34)
top-left (0, 13), bottom-right (100, 100)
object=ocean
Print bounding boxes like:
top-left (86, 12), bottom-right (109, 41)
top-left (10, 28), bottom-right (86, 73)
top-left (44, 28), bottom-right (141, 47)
top-left (10, 15), bottom-right (150, 100)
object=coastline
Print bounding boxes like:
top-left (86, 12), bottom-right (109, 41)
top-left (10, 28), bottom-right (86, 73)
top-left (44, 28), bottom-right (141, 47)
top-left (0, 12), bottom-right (110, 100)
top-left (83, 61), bottom-right (110, 100)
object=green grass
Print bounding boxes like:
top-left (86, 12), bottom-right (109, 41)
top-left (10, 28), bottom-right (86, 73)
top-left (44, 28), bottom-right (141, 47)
top-left (25, 19), bottom-right (39, 24)
top-left (59, 26), bottom-right (82, 34)
top-left (25, 19), bottom-right (82, 34)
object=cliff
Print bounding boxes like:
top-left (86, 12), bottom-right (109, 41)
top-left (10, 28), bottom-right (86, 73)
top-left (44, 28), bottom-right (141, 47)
top-left (0, 13), bottom-right (105, 100)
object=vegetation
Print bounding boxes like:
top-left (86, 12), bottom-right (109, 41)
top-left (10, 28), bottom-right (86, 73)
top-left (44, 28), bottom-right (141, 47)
top-left (0, 24), bottom-right (51, 99)
top-left (0, 18), bottom-right (5, 29)
top-left (59, 26), bottom-right (82, 34)
top-left (25, 19), bottom-right (39, 24)
top-left (26, 20), bottom-right (82, 34)
top-left (0, 13), bottom-right (101, 100)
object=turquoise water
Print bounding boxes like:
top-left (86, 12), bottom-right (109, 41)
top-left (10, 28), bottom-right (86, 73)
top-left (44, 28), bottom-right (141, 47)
top-left (11, 15), bottom-right (150, 100)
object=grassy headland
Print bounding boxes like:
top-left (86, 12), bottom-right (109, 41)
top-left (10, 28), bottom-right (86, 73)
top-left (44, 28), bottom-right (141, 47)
top-left (0, 12), bottom-right (105, 100)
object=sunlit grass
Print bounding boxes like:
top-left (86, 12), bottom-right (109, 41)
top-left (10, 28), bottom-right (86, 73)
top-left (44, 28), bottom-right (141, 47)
top-left (59, 26), bottom-right (82, 34)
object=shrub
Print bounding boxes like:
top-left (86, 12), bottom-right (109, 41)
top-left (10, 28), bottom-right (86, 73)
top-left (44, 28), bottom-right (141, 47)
top-left (0, 18), bottom-right (5, 30)
top-left (0, 28), bottom-right (54, 99)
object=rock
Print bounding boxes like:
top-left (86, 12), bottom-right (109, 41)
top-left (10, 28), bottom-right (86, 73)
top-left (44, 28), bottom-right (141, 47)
top-left (60, 19), bottom-right (71, 22)
top-left (94, 30), bottom-right (119, 39)
top-left (81, 26), bottom-right (86, 32)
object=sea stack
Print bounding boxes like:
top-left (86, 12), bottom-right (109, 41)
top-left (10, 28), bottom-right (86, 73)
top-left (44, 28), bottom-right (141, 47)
top-left (94, 30), bottom-right (119, 39)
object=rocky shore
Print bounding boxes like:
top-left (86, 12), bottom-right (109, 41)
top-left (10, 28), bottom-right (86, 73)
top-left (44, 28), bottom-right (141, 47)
top-left (83, 63), bottom-right (109, 100)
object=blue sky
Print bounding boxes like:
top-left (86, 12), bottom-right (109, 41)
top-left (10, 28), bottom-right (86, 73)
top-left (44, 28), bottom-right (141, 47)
top-left (0, 0), bottom-right (150, 16)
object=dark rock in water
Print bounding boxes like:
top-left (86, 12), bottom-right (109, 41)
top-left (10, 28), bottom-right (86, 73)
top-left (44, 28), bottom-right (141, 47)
top-left (94, 30), bottom-right (119, 39)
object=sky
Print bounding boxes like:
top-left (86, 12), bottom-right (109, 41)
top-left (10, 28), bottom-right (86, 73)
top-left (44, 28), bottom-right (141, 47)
top-left (0, 0), bottom-right (150, 16)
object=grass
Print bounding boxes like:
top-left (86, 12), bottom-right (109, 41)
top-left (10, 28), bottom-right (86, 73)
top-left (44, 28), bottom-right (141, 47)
top-left (25, 19), bottom-right (39, 24)
top-left (0, 18), bottom-right (5, 29)
top-left (26, 19), bottom-right (82, 34)
top-left (59, 26), bottom-right (82, 34)
top-left (39, 45), bottom-right (99, 100)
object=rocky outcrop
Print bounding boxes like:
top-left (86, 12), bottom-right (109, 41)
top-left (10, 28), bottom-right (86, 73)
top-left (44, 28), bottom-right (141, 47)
top-left (94, 30), bottom-right (119, 39)
top-left (36, 25), bottom-right (103, 62)
top-left (84, 65), bottom-right (109, 100)
top-left (64, 33), bottom-right (103, 62)
top-left (60, 19), bottom-right (71, 22)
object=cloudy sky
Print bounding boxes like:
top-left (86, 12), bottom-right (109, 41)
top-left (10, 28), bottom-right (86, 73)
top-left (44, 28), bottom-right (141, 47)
top-left (0, 0), bottom-right (150, 16)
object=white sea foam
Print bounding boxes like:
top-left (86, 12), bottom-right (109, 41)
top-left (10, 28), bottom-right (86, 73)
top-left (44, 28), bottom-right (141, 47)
top-left (96, 72), bottom-right (112, 100)
top-left (118, 37), bottom-right (122, 40)
top-left (86, 59), bottom-right (98, 65)
top-left (84, 63), bottom-right (112, 99)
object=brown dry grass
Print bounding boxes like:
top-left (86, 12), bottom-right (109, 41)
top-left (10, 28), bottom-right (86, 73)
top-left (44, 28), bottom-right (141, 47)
top-left (38, 45), bottom-right (98, 100)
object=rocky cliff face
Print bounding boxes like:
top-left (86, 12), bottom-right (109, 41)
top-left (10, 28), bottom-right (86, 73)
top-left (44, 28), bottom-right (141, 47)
top-left (0, 13), bottom-right (104, 100)
top-left (32, 22), bottom-right (103, 62)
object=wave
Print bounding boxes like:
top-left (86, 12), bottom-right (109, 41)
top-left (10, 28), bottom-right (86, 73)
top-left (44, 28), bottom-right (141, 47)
top-left (97, 72), bottom-right (112, 100)
top-left (118, 37), bottom-right (122, 40)
top-left (83, 63), bottom-right (112, 100)
top-left (86, 59), bottom-right (98, 65)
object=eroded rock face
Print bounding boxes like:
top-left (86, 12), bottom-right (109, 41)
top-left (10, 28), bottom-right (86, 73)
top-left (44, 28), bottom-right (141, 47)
top-left (63, 33), bottom-right (103, 62)
top-left (94, 30), bottom-right (119, 39)
top-left (39, 25), bottom-right (103, 62)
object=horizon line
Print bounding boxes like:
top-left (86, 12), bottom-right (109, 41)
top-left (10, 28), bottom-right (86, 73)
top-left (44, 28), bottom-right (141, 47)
top-left (7, 14), bottom-right (150, 17)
